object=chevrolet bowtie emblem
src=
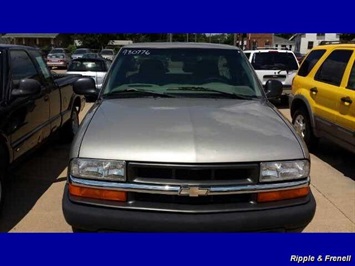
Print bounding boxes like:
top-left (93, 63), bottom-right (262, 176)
top-left (179, 186), bottom-right (209, 197)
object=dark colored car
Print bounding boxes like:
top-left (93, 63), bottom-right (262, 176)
top-left (82, 53), bottom-right (104, 59)
top-left (0, 44), bottom-right (85, 210)
top-left (71, 48), bottom-right (92, 59)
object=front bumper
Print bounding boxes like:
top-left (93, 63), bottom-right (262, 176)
top-left (62, 184), bottom-right (316, 232)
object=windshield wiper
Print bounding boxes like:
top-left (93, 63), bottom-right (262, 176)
top-left (168, 86), bottom-right (258, 100)
top-left (104, 88), bottom-right (175, 98)
top-left (276, 64), bottom-right (290, 74)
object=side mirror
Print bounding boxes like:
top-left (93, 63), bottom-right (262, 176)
top-left (12, 79), bottom-right (41, 97)
top-left (73, 77), bottom-right (98, 102)
top-left (264, 80), bottom-right (283, 99)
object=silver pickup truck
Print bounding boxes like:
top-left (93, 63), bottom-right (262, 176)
top-left (62, 42), bottom-right (316, 232)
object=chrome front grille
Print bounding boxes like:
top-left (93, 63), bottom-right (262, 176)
top-left (127, 162), bottom-right (258, 207)
top-left (127, 162), bottom-right (260, 186)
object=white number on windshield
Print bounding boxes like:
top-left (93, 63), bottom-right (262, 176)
top-left (121, 49), bottom-right (150, 56)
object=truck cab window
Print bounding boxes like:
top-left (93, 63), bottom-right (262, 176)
top-left (10, 50), bottom-right (41, 89)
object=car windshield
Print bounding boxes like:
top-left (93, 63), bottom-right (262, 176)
top-left (101, 50), bottom-right (114, 55)
top-left (251, 52), bottom-right (299, 70)
top-left (50, 48), bottom-right (64, 54)
top-left (68, 60), bottom-right (106, 72)
top-left (103, 47), bottom-right (262, 98)
top-left (74, 49), bottom-right (89, 55)
top-left (48, 53), bottom-right (65, 58)
top-left (82, 53), bottom-right (100, 59)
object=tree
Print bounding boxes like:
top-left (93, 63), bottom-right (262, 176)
top-left (223, 34), bottom-right (234, 45)
top-left (57, 34), bottom-right (74, 47)
top-left (340, 33), bottom-right (355, 42)
top-left (72, 34), bottom-right (119, 49)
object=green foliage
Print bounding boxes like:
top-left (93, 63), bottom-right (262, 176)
top-left (340, 33), bottom-right (355, 41)
top-left (40, 45), bottom-right (52, 56)
top-left (73, 34), bottom-right (119, 49)
top-left (67, 44), bottom-right (76, 54)
top-left (57, 34), bottom-right (74, 47)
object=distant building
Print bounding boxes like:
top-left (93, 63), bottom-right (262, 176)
top-left (0, 34), bottom-right (10, 44)
top-left (107, 40), bottom-right (133, 46)
top-left (290, 33), bottom-right (340, 54)
top-left (273, 36), bottom-right (295, 51)
top-left (1, 33), bottom-right (60, 47)
top-left (234, 34), bottom-right (273, 50)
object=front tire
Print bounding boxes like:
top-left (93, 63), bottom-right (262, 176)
top-left (0, 176), bottom-right (3, 214)
top-left (61, 108), bottom-right (79, 143)
top-left (0, 146), bottom-right (8, 214)
top-left (292, 108), bottom-right (319, 150)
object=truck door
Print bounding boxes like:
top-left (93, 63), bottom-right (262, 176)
top-left (30, 50), bottom-right (62, 133)
top-left (8, 49), bottom-right (50, 159)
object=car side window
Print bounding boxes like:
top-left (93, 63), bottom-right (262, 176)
top-left (314, 50), bottom-right (353, 86)
top-left (10, 50), bottom-right (41, 89)
top-left (346, 61), bottom-right (355, 90)
top-left (298, 49), bottom-right (326, 77)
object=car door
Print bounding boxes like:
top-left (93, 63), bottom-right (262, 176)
top-left (8, 49), bottom-right (50, 159)
top-left (30, 50), bottom-right (63, 133)
top-left (334, 54), bottom-right (355, 146)
top-left (309, 49), bottom-right (353, 136)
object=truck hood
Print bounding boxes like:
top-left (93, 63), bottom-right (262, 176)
top-left (78, 98), bottom-right (304, 163)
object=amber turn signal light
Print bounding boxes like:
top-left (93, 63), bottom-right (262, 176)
top-left (257, 187), bottom-right (309, 203)
top-left (69, 183), bottom-right (127, 202)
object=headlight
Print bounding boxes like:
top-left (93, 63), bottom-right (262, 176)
top-left (70, 158), bottom-right (125, 181)
top-left (260, 160), bottom-right (309, 182)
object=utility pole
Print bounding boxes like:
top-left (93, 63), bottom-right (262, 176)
top-left (195, 33), bottom-right (197, 42)
top-left (168, 33), bottom-right (173, 42)
top-left (241, 34), bottom-right (245, 50)
top-left (186, 33), bottom-right (189, 42)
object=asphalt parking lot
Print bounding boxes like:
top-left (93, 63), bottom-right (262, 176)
top-left (0, 69), bottom-right (354, 232)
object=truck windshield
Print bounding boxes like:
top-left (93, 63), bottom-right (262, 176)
top-left (68, 60), bottom-right (106, 72)
top-left (101, 50), bottom-right (114, 55)
top-left (103, 48), bottom-right (262, 98)
top-left (74, 49), bottom-right (89, 55)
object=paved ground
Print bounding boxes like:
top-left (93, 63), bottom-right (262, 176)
top-left (278, 109), bottom-right (355, 232)
top-left (0, 70), bottom-right (354, 232)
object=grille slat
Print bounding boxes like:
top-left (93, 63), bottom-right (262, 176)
top-left (129, 162), bottom-right (259, 184)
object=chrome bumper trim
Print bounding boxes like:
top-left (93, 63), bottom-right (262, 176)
top-left (69, 176), bottom-right (310, 196)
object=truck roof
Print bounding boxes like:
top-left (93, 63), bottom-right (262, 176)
top-left (123, 42), bottom-right (241, 50)
top-left (0, 44), bottom-right (39, 50)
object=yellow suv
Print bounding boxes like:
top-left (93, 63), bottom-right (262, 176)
top-left (290, 43), bottom-right (355, 152)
